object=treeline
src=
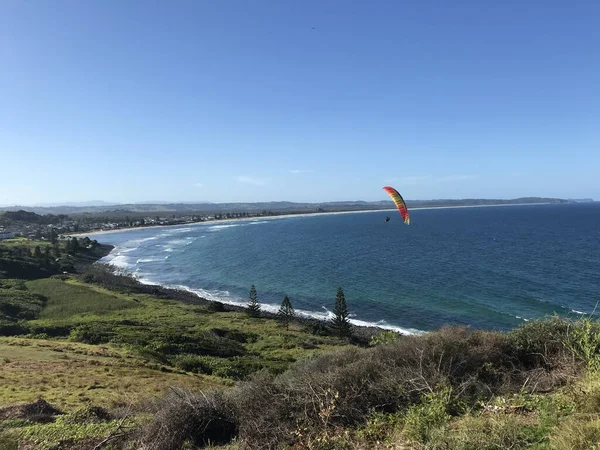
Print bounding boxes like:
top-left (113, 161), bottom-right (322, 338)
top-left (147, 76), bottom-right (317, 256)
top-left (0, 237), bottom-right (103, 279)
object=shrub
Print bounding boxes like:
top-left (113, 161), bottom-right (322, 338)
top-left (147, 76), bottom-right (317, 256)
top-left (142, 322), bottom-right (586, 449)
top-left (564, 316), bottom-right (600, 370)
top-left (139, 388), bottom-right (236, 450)
top-left (26, 324), bottom-right (71, 338)
top-left (369, 330), bottom-right (401, 346)
top-left (507, 316), bottom-right (572, 367)
top-left (0, 320), bottom-right (28, 336)
top-left (206, 301), bottom-right (226, 312)
top-left (69, 323), bottom-right (113, 344)
top-left (402, 388), bottom-right (452, 445)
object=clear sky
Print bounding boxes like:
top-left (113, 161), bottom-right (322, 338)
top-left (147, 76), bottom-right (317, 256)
top-left (1, 1), bottom-right (598, 205)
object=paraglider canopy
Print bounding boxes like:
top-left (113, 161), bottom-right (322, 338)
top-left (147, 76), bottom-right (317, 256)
top-left (383, 186), bottom-right (410, 225)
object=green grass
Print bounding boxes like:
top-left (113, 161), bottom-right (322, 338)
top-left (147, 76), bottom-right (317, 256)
top-left (26, 278), bottom-right (140, 319)
top-left (0, 280), bottom-right (45, 323)
top-left (0, 276), bottom-right (346, 411)
top-left (0, 337), bottom-right (223, 410)
top-left (0, 238), bottom-right (52, 250)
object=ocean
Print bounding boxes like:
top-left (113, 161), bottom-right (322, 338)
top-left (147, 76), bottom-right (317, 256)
top-left (93, 203), bottom-right (600, 334)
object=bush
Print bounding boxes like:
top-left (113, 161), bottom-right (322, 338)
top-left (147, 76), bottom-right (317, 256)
top-left (26, 324), bottom-right (71, 338)
top-left (507, 316), bottom-right (572, 367)
top-left (141, 322), bottom-right (588, 449)
top-left (139, 388), bottom-right (236, 450)
top-left (60, 406), bottom-right (111, 425)
top-left (206, 301), bottom-right (226, 312)
top-left (402, 388), bottom-right (452, 445)
top-left (0, 320), bottom-right (28, 336)
top-left (172, 354), bottom-right (288, 380)
top-left (369, 330), bottom-right (401, 346)
top-left (69, 323), bottom-right (113, 344)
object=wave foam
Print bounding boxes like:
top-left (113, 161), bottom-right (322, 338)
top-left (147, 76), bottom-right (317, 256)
top-left (208, 224), bottom-right (241, 231)
top-left (132, 279), bottom-right (422, 335)
top-left (107, 255), bottom-right (133, 268)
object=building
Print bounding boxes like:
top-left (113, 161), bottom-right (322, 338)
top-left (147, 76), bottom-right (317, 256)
top-left (0, 231), bottom-right (15, 240)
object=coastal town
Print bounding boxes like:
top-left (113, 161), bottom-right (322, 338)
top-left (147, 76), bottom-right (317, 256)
top-left (0, 209), bottom-right (273, 241)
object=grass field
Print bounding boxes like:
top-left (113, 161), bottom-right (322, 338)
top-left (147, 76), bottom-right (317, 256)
top-left (0, 277), bottom-right (345, 411)
top-left (0, 275), bottom-right (350, 448)
top-left (0, 337), bottom-right (222, 410)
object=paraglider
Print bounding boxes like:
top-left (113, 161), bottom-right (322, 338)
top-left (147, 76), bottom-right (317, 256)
top-left (383, 186), bottom-right (410, 225)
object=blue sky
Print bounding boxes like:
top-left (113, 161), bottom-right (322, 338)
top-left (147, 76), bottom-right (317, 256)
top-left (1, 1), bottom-right (598, 205)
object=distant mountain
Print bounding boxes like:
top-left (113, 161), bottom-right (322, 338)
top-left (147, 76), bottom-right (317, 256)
top-left (0, 197), bottom-right (573, 216)
top-left (31, 201), bottom-right (120, 207)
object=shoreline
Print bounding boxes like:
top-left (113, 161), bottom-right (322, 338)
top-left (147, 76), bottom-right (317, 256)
top-left (70, 202), bottom-right (556, 238)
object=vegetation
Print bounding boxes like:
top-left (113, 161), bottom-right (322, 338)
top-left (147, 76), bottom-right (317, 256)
top-left (132, 316), bottom-right (600, 449)
top-left (0, 236), bottom-right (109, 279)
top-left (2, 237), bottom-right (600, 449)
top-left (247, 284), bottom-right (261, 318)
top-left (278, 295), bottom-right (295, 329)
top-left (330, 286), bottom-right (352, 338)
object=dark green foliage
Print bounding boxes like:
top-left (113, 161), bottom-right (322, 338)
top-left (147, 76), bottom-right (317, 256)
top-left (0, 320), bottom-right (29, 336)
top-left (69, 323), bottom-right (114, 345)
top-left (0, 281), bottom-right (46, 322)
top-left (25, 324), bottom-right (71, 337)
top-left (206, 300), bottom-right (226, 312)
top-left (172, 354), bottom-right (288, 380)
top-left (247, 284), bottom-right (261, 317)
top-left (209, 328), bottom-right (258, 343)
top-left (68, 322), bottom-right (247, 357)
top-left (330, 286), bottom-right (351, 338)
top-left (278, 295), bottom-right (295, 329)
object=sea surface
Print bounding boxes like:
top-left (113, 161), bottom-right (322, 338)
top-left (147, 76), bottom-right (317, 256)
top-left (93, 203), bottom-right (600, 334)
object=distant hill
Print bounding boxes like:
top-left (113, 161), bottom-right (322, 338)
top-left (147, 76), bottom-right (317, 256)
top-left (0, 197), bottom-right (573, 216)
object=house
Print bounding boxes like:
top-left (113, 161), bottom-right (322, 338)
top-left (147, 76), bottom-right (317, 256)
top-left (0, 231), bottom-right (15, 240)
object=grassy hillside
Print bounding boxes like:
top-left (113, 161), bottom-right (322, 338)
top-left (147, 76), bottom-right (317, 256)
top-left (1, 252), bottom-right (600, 448)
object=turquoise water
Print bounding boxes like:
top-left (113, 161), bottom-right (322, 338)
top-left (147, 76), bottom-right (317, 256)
top-left (95, 203), bottom-right (600, 333)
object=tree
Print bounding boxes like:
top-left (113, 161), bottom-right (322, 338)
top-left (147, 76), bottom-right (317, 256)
top-left (33, 246), bottom-right (42, 259)
top-left (330, 287), bottom-right (351, 338)
top-left (68, 237), bottom-right (79, 254)
top-left (47, 228), bottom-right (58, 245)
top-left (278, 295), bottom-right (295, 329)
top-left (247, 285), bottom-right (261, 317)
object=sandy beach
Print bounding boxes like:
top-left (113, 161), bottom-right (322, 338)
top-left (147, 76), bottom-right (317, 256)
top-left (70, 202), bottom-right (553, 238)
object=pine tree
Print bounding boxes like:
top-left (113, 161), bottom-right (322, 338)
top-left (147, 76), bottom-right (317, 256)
top-left (330, 286), bottom-right (351, 338)
top-left (247, 284), bottom-right (261, 317)
top-left (33, 246), bottom-right (42, 259)
top-left (68, 237), bottom-right (79, 254)
top-left (278, 295), bottom-right (295, 329)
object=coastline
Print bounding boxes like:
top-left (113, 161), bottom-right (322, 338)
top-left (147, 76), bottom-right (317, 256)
top-left (81, 201), bottom-right (558, 334)
top-left (69, 202), bottom-right (554, 238)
